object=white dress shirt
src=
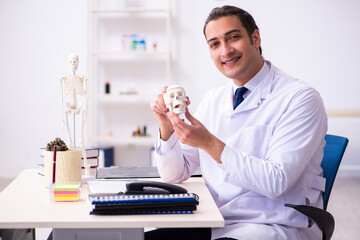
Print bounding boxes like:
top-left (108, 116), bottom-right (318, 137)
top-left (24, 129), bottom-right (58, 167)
top-left (154, 61), bottom-right (328, 239)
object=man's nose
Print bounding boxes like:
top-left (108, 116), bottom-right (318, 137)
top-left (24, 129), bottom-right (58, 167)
top-left (221, 43), bottom-right (234, 58)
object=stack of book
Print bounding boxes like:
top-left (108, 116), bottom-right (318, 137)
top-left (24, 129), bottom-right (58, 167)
top-left (38, 147), bottom-right (100, 176)
top-left (88, 193), bottom-right (199, 215)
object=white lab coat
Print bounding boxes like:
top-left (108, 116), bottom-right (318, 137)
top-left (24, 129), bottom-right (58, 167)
top-left (155, 61), bottom-right (327, 239)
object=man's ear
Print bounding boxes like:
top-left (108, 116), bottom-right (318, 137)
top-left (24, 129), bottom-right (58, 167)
top-left (252, 29), bottom-right (261, 49)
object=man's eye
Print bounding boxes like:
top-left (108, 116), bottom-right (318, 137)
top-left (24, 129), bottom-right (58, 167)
top-left (229, 35), bottom-right (240, 40)
top-left (209, 42), bottom-right (218, 48)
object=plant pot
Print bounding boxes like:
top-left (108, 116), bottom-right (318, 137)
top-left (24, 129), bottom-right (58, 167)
top-left (44, 149), bottom-right (82, 187)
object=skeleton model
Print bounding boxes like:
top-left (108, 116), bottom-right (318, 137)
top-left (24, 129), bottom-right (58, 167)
top-left (163, 85), bottom-right (187, 115)
top-left (60, 54), bottom-right (90, 176)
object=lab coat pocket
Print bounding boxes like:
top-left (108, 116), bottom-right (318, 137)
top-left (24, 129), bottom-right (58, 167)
top-left (303, 174), bottom-right (326, 206)
top-left (233, 124), bottom-right (271, 159)
top-left (223, 195), bottom-right (286, 224)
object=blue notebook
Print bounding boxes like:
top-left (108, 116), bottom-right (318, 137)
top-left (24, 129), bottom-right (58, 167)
top-left (88, 193), bottom-right (199, 215)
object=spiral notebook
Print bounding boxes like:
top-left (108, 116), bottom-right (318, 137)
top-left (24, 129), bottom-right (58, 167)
top-left (88, 193), bottom-right (199, 215)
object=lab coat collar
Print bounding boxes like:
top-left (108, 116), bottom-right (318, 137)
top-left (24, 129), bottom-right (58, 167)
top-left (227, 60), bottom-right (273, 114)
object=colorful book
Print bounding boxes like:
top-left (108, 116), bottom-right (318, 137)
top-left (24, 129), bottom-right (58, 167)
top-left (81, 157), bottom-right (99, 168)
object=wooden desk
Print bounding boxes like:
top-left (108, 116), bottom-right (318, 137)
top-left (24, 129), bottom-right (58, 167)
top-left (0, 169), bottom-right (224, 240)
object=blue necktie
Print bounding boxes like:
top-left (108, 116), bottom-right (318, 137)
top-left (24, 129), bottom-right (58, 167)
top-left (234, 87), bottom-right (248, 110)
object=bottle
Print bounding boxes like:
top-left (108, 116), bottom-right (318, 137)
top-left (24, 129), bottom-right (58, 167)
top-left (105, 82), bottom-right (110, 94)
top-left (143, 125), bottom-right (147, 136)
top-left (130, 34), bottom-right (138, 51)
top-left (121, 34), bottom-right (130, 52)
top-left (137, 35), bottom-right (146, 51)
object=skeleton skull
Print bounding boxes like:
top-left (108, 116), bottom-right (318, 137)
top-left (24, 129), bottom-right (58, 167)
top-left (163, 85), bottom-right (187, 115)
top-left (68, 54), bottom-right (79, 75)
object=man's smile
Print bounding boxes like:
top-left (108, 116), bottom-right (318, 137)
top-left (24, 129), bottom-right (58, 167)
top-left (222, 56), bottom-right (241, 66)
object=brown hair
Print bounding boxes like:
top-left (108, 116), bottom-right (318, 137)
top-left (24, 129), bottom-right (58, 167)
top-left (203, 5), bottom-right (262, 54)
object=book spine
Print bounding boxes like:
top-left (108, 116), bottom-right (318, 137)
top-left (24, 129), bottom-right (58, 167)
top-left (90, 210), bottom-right (194, 215)
top-left (89, 194), bottom-right (198, 205)
top-left (40, 148), bottom-right (100, 158)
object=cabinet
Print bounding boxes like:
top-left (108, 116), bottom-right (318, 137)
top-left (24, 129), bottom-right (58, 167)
top-left (87, 0), bottom-right (173, 166)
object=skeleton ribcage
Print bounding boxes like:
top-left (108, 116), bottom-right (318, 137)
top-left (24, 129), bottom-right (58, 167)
top-left (63, 76), bottom-right (86, 112)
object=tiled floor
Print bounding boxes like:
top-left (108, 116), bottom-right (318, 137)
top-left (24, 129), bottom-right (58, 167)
top-left (1, 177), bottom-right (359, 239)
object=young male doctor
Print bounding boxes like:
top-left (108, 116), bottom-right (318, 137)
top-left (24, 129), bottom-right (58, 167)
top-left (148, 5), bottom-right (327, 240)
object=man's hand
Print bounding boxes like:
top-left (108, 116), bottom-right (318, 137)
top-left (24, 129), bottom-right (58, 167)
top-left (167, 108), bottom-right (225, 163)
top-left (150, 86), bottom-right (174, 141)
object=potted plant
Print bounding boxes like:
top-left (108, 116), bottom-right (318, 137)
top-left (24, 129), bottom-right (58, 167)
top-left (44, 137), bottom-right (82, 187)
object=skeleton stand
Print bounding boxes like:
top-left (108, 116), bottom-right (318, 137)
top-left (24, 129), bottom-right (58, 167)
top-left (61, 54), bottom-right (90, 177)
top-left (70, 114), bottom-right (90, 177)
top-left (73, 114), bottom-right (76, 148)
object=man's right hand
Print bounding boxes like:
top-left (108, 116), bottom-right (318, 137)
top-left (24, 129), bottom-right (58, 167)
top-left (150, 86), bottom-right (174, 141)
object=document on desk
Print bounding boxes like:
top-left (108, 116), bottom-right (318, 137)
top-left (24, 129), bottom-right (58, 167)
top-left (96, 166), bottom-right (161, 179)
top-left (87, 180), bottom-right (129, 194)
top-left (96, 166), bottom-right (202, 179)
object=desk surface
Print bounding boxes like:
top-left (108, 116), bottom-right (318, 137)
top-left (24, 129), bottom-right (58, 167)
top-left (0, 169), bottom-right (224, 229)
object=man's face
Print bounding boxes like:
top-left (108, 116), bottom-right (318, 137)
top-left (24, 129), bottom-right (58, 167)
top-left (205, 16), bottom-right (262, 85)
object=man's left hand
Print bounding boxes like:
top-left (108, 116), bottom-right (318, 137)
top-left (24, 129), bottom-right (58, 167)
top-left (167, 108), bottom-right (225, 163)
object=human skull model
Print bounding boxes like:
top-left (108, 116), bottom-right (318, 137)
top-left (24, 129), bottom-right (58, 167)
top-left (163, 85), bottom-right (187, 115)
top-left (68, 54), bottom-right (79, 75)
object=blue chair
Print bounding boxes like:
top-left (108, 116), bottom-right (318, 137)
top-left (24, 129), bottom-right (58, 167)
top-left (285, 134), bottom-right (349, 240)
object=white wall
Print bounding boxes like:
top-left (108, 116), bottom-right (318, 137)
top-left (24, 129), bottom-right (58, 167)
top-left (1, 0), bottom-right (359, 178)
top-left (0, 0), bottom-right (87, 177)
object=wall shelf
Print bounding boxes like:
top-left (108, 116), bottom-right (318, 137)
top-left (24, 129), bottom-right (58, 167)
top-left (93, 94), bottom-right (153, 104)
top-left (89, 8), bottom-right (169, 14)
top-left (89, 51), bottom-right (169, 57)
top-left (87, 0), bottom-right (172, 165)
top-left (90, 135), bottom-right (156, 146)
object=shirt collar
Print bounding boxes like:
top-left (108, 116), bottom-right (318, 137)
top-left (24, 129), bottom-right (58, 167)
top-left (232, 61), bottom-right (270, 97)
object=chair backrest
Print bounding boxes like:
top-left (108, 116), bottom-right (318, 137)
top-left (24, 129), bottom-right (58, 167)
top-left (321, 134), bottom-right (349, 210)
